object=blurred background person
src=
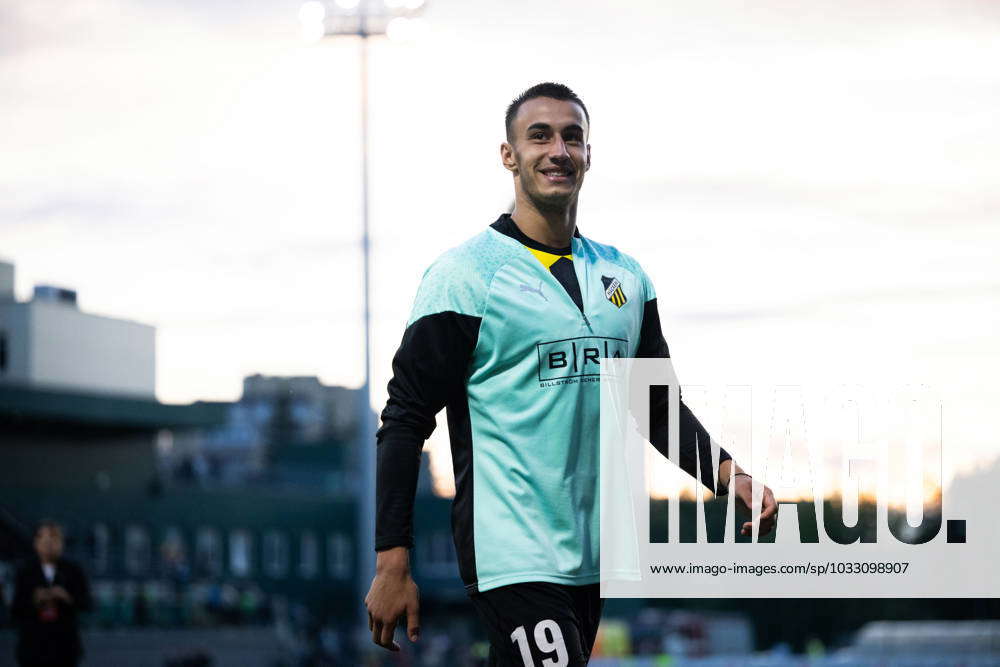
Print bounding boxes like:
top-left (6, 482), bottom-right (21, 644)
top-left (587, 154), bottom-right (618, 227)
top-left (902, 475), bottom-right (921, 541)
top-left (10, 521), bottom-right (92, 667)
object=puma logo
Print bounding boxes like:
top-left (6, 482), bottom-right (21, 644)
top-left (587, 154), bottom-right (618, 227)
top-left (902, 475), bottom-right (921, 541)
top-left (519, 280), bottom-right (548, 302)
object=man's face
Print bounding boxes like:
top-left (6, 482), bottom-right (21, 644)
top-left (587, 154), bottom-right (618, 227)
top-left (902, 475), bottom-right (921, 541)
top-left (502, 97), bottom-right (591, 210)
top-left (34, 526), bottom-right (64, 562)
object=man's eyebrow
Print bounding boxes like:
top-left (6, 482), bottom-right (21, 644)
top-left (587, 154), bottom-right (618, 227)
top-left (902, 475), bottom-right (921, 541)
top-left (525, 122), bottom-right (585, 135)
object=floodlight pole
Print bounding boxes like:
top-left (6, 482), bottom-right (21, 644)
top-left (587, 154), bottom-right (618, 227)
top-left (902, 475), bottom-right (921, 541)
top-left (358, 18), bottom-right (376, 640)
top-left (306, 0), bottom-right (425, 646)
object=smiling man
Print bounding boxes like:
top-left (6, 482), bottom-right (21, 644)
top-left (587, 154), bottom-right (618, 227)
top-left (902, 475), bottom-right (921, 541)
top-left (365, 82), bottom-right (776, 665)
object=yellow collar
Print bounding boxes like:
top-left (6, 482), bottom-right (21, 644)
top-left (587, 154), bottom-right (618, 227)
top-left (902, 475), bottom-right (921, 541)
top-left (526, 246), bottom-right (572, 269)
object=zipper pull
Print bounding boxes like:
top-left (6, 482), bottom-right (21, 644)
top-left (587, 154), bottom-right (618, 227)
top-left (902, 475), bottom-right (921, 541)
top-left (582, 313), bottom-right (593, 331)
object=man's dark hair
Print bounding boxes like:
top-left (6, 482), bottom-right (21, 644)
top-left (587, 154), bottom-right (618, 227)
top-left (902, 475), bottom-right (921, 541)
top-left (505, 82), bottom-right (590, 142)
top-left (34, 519), bottom-right (62, 537)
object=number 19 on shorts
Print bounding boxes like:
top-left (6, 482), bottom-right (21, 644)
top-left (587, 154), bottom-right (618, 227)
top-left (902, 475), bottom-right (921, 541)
top-left (510, 619), bottom-right (568, 667)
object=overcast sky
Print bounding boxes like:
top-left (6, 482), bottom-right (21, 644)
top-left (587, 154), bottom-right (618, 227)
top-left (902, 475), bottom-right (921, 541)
top-left (2, 0), bottom-right (998, 493)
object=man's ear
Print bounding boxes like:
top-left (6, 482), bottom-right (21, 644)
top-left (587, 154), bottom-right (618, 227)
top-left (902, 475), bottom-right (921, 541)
top-left (585, 144), bottom-right (592, 171)
top-left (500, 142), bottom-right (518, 174)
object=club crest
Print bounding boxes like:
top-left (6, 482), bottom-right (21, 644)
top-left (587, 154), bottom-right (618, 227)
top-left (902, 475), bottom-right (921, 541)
top-left (601, 275), bottom-right (627, 308)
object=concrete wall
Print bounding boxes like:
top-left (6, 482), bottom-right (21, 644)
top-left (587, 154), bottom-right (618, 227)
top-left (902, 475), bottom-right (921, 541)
top-left (0, 302), bottom-right (30, 382)
top-left (0, 261), bottom-right (13, 301)
top-left (0, 300), bottom-right (155, 398)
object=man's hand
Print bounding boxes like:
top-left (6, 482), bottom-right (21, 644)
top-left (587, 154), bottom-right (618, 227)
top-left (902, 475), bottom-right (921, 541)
top-left (32, 588), bottom-right (52, 606)
top-left (364, 546), bottom-right (420, 652)
top-left (50, 586), bottom-right (73, 605)
top-left (731, 474), bottom-right (778, 538)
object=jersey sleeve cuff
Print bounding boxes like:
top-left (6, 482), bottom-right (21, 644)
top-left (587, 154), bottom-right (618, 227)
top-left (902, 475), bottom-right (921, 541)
top-left (375, 537), bottom-right (414, 552)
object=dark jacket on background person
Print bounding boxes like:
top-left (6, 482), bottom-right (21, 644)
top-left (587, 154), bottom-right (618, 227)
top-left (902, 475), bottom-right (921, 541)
top-left (10, 556), bottom-right (92, 667)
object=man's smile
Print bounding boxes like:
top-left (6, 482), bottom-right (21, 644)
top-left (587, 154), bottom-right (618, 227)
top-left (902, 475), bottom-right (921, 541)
top-left (539, 166), bottom-right (574, 184)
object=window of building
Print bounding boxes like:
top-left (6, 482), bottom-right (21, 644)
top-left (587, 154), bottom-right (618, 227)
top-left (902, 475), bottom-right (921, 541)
top-left (436, 531), bottom-right (457, 565)
top-left (124, 525), bottom-right (151, 575)
top-left (195, 527), bottom-right (222, 577)
top-left (91, 523), bottom-right (110, 575)
top-left (155, 430), bottom-right (174, 457)
top-left (263, 530), bottom-right (289, 579)
top-left (299, 532), bottom-right (318, 580)
top-left (229, 530), bottom-right (253, 577)
top-left (415, 531), bottom-right (457, 578)
top-left (415, 535), bottom-right (430, 572)
top-left (160, 526), bottom-right (187, 577)
top-left (327, 533), bottom-right (351, 580)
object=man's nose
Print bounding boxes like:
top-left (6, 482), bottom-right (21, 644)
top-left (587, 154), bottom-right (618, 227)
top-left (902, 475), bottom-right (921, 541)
top-left (548, 136), bottom-right (570, 160)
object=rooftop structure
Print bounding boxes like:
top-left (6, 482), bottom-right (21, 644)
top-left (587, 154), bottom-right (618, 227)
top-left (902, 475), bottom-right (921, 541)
top-left (0, 259), bottom-right (155, 398)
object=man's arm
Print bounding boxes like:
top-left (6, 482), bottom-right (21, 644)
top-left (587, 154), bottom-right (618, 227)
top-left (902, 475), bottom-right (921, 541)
top-left (57, 561), bottom-right (91, 613)
top-left (10, 567), bottom-right (34, 625)
top-left (375, 310), bottom-right (480, 552)
top-left (368, 258), bottom-right (482, 652)
top-left (637, 295), bottom-right (777, 535)
top-left (637, 297), bottom-right (732, 495)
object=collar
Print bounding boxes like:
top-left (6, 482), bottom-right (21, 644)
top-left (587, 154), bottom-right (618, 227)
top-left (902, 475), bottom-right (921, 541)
top-left (490, 213), bottom-right (581, 255)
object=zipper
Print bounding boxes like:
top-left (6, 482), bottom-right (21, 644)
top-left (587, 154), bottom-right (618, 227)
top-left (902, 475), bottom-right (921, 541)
top-left (575, 237), bottom-right (593, 332)
top-left (516, 230), bottom-right (592, 332)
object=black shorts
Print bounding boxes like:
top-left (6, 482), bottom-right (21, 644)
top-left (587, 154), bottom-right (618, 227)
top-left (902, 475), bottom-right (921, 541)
top-left (469, 581), bottom-right (604, 666)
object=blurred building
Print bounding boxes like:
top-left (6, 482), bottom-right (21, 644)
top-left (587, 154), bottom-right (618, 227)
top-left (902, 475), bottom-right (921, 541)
top-left (164, 373), bottom-right (434, 496)
top-left (164, 373), bottom-right (364, 488)
top-left (844, 620), bottom-right (1000, 658)
top-left (0, 258), bottom-right (452, 639)
top-left (0, 259), bottom-right (154, 398)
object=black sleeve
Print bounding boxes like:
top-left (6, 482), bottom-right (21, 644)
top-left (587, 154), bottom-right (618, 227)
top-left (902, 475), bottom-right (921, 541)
top-left (10, 565), bottom-right (34, 626)
top-left (375, 311), bottom-right (480, 551)
top-left (68, 561), bottom-right (92, 613)
top-left (636, 298), bottom-right (732, 496)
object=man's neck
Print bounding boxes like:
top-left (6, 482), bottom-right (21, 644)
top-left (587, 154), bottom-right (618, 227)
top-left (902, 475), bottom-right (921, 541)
top-left (510, 195), bottom-right (577, 249)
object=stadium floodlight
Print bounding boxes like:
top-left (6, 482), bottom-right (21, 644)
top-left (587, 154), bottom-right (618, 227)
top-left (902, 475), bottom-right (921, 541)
top-left (298, 0), bottom-right (326, 24)
top-left (298, 1), bottom-right (327, 42)
top-left (298, 2), bottom-right (327, 42)
top-left (298, 0), bottom-right (428, 644)
top-left (299, 0), bottom-right (326, 23)
top-left (302, 0), bottom-right (427, 38)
